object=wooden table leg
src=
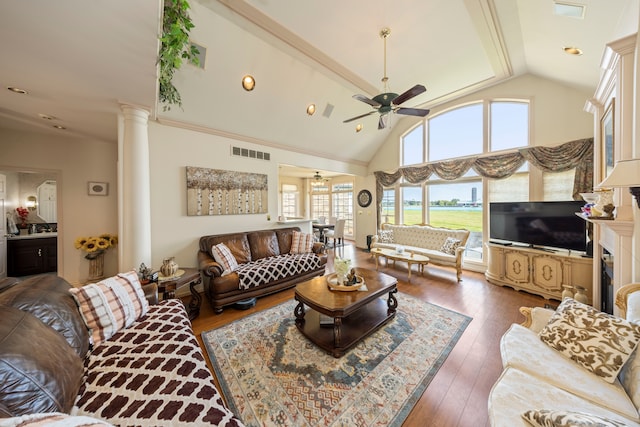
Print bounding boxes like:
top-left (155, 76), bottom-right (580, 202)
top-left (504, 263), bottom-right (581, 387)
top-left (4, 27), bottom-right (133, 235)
top-left (187, 277), bottom-right (202, 321)
top-left (333, 316), bottom-right (342, 347)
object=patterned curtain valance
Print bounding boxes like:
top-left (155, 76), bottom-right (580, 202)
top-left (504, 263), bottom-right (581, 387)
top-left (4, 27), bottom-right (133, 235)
top-left (373, 138), bottom-right (593, 226)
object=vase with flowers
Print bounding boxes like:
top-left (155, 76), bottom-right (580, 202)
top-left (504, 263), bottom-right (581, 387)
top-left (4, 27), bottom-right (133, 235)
top-left (15, 207), bottom-right (29, 229)
top-left (75, 233), bottom-right (118, 280)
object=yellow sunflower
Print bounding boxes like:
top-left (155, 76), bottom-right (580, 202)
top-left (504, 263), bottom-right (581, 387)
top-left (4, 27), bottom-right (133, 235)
top-left (74, 237), bottom-right (88, 249)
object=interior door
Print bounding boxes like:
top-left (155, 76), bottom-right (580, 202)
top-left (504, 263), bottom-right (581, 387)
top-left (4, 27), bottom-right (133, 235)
top-left (0, 174), bottom-right (7, 278)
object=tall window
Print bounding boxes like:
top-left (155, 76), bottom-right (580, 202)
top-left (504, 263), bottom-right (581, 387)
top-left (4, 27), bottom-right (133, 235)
top-left (332, 182), bottom-right (353, 235)
top-left (397, 99), bottom-right (530, 262)
top-left (310, 184), bottom-right (330, 220)
top-left (281, 184), bottom-right (298, 218)
top-left (381, 189), bottom-right (395, 224)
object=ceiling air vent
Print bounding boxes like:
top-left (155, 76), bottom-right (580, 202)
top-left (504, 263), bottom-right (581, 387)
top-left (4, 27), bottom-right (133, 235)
top-left (231, 146), bottom-right (270, 161)
top-left (189, 42), bottom-right (207, 69)
top-left (553, 2), bottom-right (585, 19)
top-left (322, 103), bottom-right (334, 118)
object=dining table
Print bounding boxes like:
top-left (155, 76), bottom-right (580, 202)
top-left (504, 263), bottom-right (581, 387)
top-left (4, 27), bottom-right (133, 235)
top-left (312, 223), bottom-right (334, 244)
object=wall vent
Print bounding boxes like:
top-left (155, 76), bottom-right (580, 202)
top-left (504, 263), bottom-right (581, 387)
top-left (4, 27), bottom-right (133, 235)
top-left (189, 42), bottom-right (207, 69)
top-left (231, 146), bottom-right (270, 161)
top-left (322, 103), bottom-right (334, 118)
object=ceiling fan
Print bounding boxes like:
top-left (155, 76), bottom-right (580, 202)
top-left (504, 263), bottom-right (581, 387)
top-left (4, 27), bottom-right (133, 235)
top-left (344, 27), bottom-right (430, 130)
top-left (311, 171), bottom-right (330, 185)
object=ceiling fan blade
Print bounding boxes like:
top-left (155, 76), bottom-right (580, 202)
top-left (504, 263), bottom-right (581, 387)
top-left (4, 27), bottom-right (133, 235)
top-left (353, 94), bottom-right (382, 108)
top-left (392, 84), bottom-right (426, 106)
top-left (378, 114), bottom-right (388, 130)
top-left (343, 111), bottom-right (377, 123)
top-left (396, 107), bottom-right (431, 117)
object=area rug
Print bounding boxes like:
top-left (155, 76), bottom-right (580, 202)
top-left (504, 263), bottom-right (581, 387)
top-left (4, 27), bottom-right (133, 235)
top-left (202, 292), bottom-right (471, 427)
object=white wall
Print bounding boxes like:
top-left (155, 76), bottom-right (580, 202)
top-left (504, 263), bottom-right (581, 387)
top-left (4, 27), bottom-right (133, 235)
top-left (0, 129), bottom-right (118, 284)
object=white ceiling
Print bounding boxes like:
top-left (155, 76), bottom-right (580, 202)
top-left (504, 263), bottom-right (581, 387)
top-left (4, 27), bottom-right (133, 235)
top-left (1, 0), bottom-right (638, 172)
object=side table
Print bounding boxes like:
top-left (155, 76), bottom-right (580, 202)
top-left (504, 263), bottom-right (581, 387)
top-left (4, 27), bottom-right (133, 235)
top-left (157, 267), bottom-right (202, 321)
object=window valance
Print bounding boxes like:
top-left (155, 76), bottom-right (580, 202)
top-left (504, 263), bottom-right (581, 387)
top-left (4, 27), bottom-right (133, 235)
top-left (374, 137), bottom-right (594, 225)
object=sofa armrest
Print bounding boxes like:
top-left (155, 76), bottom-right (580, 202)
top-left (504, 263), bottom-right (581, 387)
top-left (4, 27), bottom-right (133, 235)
top-left (312, 241), bottom-right (326, 254)
top-left (519, 306), bottom-right (554, 332)
top-left (142, 283), bottom-right (159, 305)
top-left (197, 251), bottom-right (223, 277)
top-left (616, 283), bottom-right (640, 321)
top-left (0, 277), bottom-right (21, 293)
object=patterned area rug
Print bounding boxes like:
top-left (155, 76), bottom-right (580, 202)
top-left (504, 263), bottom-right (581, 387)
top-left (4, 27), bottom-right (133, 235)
top-left (202, 293), bottom-right (471, 427)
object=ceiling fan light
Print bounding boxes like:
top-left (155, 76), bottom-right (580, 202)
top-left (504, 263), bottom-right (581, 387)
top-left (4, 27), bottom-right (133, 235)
top-left (355, 124), bottom-right (363, 132)
top-left (242, 75), bottom-right (255, 91)
top-left (306, 104), bottom-right (316, 115)
top-left (7, 86), bottom-right (28, 94)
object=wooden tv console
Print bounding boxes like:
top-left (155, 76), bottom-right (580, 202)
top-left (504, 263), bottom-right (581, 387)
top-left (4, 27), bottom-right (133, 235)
top-left (485, 242), bottom-right (593, 303)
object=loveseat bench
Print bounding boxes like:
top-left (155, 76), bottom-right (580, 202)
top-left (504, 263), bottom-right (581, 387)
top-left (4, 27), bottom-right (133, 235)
top-left (488, 285), bottom-right (640, 426)
top-left (198, 226), bottom-right (327, 313)
top-left (370, 223), bottom-right (470, 282)
top-left (0, 273), bottom-right (243, 426)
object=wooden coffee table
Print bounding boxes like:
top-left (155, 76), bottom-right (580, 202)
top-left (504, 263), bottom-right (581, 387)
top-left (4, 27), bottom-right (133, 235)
top-left (294, 269), bottom-right (398, 357)
top-left (371, 247), bottom-right (430, 282)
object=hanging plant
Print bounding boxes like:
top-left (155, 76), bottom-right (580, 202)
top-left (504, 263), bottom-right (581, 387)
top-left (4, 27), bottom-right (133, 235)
top-left (159, 0), bottom-right (199, 111)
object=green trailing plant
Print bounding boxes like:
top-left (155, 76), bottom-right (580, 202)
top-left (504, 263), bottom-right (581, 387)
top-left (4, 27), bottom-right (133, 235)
top-left (159, 0), bottom-right (199, 111)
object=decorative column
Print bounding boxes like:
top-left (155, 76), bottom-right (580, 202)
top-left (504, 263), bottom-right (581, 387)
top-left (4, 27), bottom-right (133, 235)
top-left (118, 105), bottom-right (152, 272)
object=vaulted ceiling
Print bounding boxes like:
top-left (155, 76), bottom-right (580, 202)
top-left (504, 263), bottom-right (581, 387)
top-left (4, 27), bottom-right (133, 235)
top-left (1, 0), bottom-right (637, 169)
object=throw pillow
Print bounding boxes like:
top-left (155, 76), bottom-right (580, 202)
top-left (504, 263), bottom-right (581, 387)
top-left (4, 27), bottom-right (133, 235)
top-left (521, 409), bottom-right (628, 427)
top-left (440, 236), bottom-right (461, 255)
top-left (69, 271), bottom-right (149, 348)
top-left (539, 298), bottom-right (640, 383)
top-left (378, 229), bottom-right (394, 243)
top-left (211, 242), bottom-right (239, 275)
top-left (290, 231), bottom-right (314, 254)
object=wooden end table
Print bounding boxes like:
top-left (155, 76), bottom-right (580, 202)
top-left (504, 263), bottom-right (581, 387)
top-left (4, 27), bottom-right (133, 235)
top-left (157, 267), bottom-right (202, 321)
top-left (371, 247), bottom-right (430, 282)
top-left (294, 269), bottom-right (398, 357)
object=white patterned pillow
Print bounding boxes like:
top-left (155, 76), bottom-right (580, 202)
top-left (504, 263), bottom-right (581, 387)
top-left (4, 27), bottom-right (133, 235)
top-left (440, 237), bottom-right (461, 255)
top-left (0, 412), bottom-right (114, 427)
top-left (290, 231), bottom-right (314, 254)
top-left (521, 409), bottom-right (628, 427)
top-left (539, 298), bottom-right (640, 383)
top-left (378, 229), bottom-right (394, 243)
top-left (69, 271), bottom-right (149, 348)
top-left (211, 243), bottom-right (239, 276)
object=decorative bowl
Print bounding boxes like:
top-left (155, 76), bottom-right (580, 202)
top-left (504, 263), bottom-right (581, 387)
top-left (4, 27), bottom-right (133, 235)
top-left (326, 273), bottom-right (365, 291)
top-left (579, 192), bottom-right (598, 204)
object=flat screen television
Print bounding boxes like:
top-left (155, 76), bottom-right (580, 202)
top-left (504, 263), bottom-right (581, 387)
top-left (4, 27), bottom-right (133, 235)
top-left (489, 201), bottom-right (586, 252)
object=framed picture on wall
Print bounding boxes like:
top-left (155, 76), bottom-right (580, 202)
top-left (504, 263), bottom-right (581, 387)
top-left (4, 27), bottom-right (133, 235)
top-left (601, 98), bottom-right (615, 181)
top-left (88, 181), bottom-right (108, 196)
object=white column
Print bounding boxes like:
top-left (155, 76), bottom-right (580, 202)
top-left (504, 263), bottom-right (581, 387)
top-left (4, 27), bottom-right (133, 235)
top-left (118, 105), bottom-right (151, 272)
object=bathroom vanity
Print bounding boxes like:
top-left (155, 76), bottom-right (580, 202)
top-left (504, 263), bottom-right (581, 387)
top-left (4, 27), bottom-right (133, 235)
top-left (7, 233), bottom-right (57, 276)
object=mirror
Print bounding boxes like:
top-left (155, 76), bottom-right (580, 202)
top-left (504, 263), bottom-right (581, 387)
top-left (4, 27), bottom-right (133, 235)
top-left (36, 180), bottom-right (57, 223)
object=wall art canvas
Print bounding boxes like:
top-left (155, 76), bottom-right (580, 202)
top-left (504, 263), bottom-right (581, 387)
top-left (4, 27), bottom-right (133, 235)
top-left (186, 166), bottom-right (268, 216)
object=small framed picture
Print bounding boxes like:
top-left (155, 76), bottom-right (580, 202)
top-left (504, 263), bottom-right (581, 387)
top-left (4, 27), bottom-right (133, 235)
top-left (88, 181), bottom-right (108, 196)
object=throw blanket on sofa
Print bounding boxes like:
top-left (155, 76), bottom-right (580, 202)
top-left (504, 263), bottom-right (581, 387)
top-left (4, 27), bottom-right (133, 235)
top-left (73, 299), bottom-right (242, 427)
top-left (237, 253), bottom-right (321, 290)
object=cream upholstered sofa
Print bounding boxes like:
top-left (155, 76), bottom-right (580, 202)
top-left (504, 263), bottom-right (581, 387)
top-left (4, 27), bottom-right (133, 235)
top-left (488, 284), bottom-right (640, 426)
top-left (370, 223), bottom-right (470, 282)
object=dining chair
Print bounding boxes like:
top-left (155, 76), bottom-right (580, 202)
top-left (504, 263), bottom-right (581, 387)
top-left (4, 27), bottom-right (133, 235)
top-left (325, 219), bottom-right (345, 248)
top-left (329, 216), bottom-right (337, 225)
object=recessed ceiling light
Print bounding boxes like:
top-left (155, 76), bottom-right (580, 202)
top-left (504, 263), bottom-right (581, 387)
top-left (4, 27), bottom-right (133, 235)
top-left (7, 86), bottom-right (28, 94)
top-left (242, 75), bottom-right (255, 91)
top-left (554, 2), bottom-right (585, 19)
top-left (563, 46), bottom-right (583, 56)
top-left (356, 124), bottom-right (363, 132)
top-left (52, 125), bottom-right (66, 130)
top-left (306, 104), bottom-right (316, 116)
top-left (38, 113), bottom-right (57, 120)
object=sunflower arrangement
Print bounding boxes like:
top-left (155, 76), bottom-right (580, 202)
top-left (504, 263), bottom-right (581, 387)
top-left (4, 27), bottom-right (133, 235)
top-left (75, 233), bottom-right (118, 260)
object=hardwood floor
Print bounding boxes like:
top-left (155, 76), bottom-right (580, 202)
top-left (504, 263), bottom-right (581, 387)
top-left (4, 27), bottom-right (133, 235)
top-left (187, 242), bottom-right (549, 427)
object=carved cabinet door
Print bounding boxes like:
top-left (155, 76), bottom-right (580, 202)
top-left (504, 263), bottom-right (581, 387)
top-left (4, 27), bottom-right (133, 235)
top-left (531, 255), bottom-right (564, 295)
top-left (504, 250), bottom-right (530, 284)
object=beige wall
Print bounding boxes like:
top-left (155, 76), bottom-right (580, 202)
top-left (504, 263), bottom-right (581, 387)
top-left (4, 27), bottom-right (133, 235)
top-left (0, 129), bottom-right (118, 284)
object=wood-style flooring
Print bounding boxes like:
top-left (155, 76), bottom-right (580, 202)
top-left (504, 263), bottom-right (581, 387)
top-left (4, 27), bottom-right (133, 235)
top-left (187, 242), bottom-right (549, 427)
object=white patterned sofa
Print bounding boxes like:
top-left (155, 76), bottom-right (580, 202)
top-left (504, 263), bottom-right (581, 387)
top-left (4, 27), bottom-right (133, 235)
top-left (0, 273), bottom-right (243, 427)
top-left (370, 223), bottom-right (470, 282)
top-left (488, 284), bottom-right (640, 426)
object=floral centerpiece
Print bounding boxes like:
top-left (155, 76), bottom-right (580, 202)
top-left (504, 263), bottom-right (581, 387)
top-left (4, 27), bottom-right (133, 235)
top-left (334, 257), bottom-right (351, 285)
top-left (16, 207), bottom-right (29, 228)
top-left (75, 233), bottom-right (118, 260)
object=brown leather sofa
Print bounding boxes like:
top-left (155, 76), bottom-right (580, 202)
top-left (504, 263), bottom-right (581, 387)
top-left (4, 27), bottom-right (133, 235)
top-left (197, 227), bottom-right (327, 313)
top-left (0, 274), bottom-right (243, 426)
